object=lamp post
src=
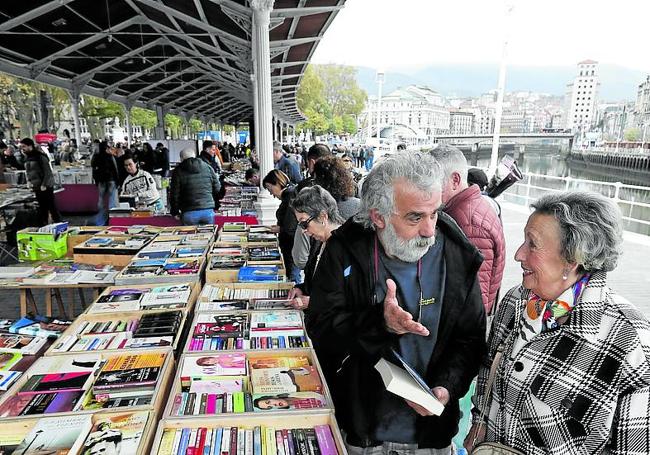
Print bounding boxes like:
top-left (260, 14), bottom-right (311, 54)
top-left (376, 69), bottom-right (385, 148)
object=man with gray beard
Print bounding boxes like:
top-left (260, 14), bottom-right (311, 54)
top-left (307, 151), bottom-right (486, 454)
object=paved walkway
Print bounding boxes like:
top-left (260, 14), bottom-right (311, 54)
top-left (0, 203), bottom-right (649, 320)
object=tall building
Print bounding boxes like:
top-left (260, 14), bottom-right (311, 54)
top-left (635, 75), bottom-right (650, 135)
top-left (564, 60), bottom-right (600, 133)
top-left (449, 109), bottom-right (474, 134)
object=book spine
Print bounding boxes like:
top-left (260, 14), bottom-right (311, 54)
top-left (230, 427), bottom-right (238, 455)
top-left (199, 393), bottom-right (208, 415)
top-left (238, 428), bottom-right (245, 455)
top-left (221, 426), bottom-right (231, 455)
top-left (282, 430), bottom-right (291, 455)
top-left (245, 429), bottom-right (254, 455)
top-left (275, 431), bottom-right (286, 455)
top-left (196, 427), bottom-right (207, 455)
top-left (286, 431), bottom-right (297, 455)
top-left (213, 428), bottom-right (223, 455)
top-left (233, 392), bottom-right (245, 413)
top-left (206, 393), bottom-right (217, 414)
top-left (304, 430), bottom-right (319, 455)
top-left (313, 426), bottom-right (336, 455)
top-left (170, 429), bottom-right (183, 455)
top-left (178, 428), bottom-right (191, 455)
top-left (204, 429), bottom-right (213, 455)
top-left (253, 427), bottom-right (262, 455)
top-left (170, 393), bottom-right (183, 415)
top-left (187, 428), bottom-right (198, 455)
top-left (266, 428), bottom-right (277, 455)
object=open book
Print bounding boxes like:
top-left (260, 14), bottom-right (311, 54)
top-left (374, 349), bottom-right (444, 416)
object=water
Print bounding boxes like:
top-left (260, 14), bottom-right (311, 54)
top-left (475, 145), bottom-right (650, 236)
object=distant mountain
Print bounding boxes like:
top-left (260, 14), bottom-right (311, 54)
top-left (354, 64), bottom-right (647, 102)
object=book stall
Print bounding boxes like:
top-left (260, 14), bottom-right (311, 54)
top-left (0, 221), bottom-right (348, 455)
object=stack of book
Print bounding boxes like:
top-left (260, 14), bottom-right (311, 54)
top-left (156, 423), bottom-right (338, 455)
top-left (168, 353), bottom-right (327, 417)
top-left (197, 285), bottom-right (291, 312)
top-left (49, 310), bottom-right (183, 353)
top-left (87, 283), bottom-right (195, 313)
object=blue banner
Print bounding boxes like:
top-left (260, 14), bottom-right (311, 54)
top-left (198, 130), bottom-right (221, 141)
top-left (238, 131), bottom-right (249, 144)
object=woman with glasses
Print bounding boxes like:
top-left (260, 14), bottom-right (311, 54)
top-left (287, 185), bottom-right (345, 311)
top-left (262, 169), bottom-right (300, 283)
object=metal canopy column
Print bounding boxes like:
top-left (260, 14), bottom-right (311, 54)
top-left (154, 105), bottom-right (166, 140)
top-left (124, 101), bottom-right (133, 148)
top-left (68, 86), bottom-right (82, 153)
top-left (251, 0), bottom-right (275, 180)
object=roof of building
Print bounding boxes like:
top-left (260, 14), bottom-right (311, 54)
top-left (578, 59), bottom-right (598, 65)
top-left (0, 0), bottom-right (345, 124)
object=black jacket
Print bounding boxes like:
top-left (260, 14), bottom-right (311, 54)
top-left (91, 151), bottom-right (119, 184)
top-left (200, 151), bottom-right (221, 175)
top-left (170, 157), bottom-right (221, 216)
top-left (24, 152), bottom-right (54, 188)
top-left (308, 214), bottom-right (487, 448)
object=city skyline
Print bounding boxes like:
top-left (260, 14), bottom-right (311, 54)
top-left (312, 0), bottom-right (650, 73)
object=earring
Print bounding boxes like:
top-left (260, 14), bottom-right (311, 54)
top-left (562, 270), bottom-right (569, 280)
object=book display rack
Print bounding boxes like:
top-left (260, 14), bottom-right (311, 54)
top-left (0, 222), bottom-right (347, 455)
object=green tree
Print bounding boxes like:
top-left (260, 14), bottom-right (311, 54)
top-left (165, 113), bottom-right (182, 139)
top-left (624, 127), bottom-right (641, 141)
top-left (189, 118), bottom-right (203, 136)
top-left (79, 96), bottom-right (124, 139)
top-left (296, 64), bottom-right (367, 135)
top-left (130, 107), bottom-right (157, 137)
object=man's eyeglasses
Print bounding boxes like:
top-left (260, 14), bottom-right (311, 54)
top-left (298, 215), bottom-right (316, 230)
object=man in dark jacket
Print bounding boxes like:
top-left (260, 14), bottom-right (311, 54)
top-left (154, 142), bottom-right (170, 177)
top-left (21, 137), bottom-right (61, 226)
top-left (308, 151), bottom-right (486, 452)
top-left (273, 141), bottom-right (302, 184)
top-left (170, 148), bottom-right (221, 225)
top-left (199, 140), bottom-right (221, 175)
top-left (90, 140), bottom-right (119, 226)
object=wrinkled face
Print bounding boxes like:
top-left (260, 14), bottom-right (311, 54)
top-left (515, 212), bottom-right (573, 300)
top-left (124, 159), bottom-right (137, 175)
top-left (295, 210), bottom-right (329, 242)
top-left (373, 180), bottom-right (440, 263)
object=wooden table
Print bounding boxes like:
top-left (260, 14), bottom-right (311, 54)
top-left (0, 283), bottom-right (105, 319)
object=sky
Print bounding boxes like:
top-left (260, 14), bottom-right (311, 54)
top-left (312, 0), bottom-right (650, 72)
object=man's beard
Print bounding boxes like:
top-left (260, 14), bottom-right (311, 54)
top-left (378, 221), bottom-right (435, 263)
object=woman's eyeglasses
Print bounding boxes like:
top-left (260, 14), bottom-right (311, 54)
top-left (298, 215), bottom-right (316, 230)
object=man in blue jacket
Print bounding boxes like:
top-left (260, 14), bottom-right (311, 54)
top-left (273, 141), bottom-right (302, 184)
top-left (308, 151), bottom-right (486, 453)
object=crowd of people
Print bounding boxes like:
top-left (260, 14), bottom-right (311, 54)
top-left (261, 143), bottom-right (650, 455)
top-left (4, 131), bottom-right (649, 454)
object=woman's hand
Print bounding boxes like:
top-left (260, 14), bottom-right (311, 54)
top-left (464, 423), bottom-right (486, 452)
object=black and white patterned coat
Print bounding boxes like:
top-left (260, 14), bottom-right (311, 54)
top-left (473, 271), bottom-right (650, 454)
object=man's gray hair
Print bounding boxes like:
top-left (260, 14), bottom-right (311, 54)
top-left (355, 151), bottom-right (442, 229)
top-left (531, 191), bottom-right (623, 272)
top-left (180, 147), bottom-right (196, 161)
top-left (292, 185), bottom-right (345, 225)
top-left (428, 144), bottom-right (468, 184)
top-left (273, 141), bottom-right (282, 152)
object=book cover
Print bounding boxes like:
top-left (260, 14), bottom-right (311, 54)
top-left (13, 415), bottom-right (93, 455)
top-left (44, 390), bottom-right (83, 413)
top-left (0, 370), bottom-right (21, 391)
top-left (0, 333), bottom-right (47, 354)
top-left (374, 356), bottom-right (444, 416)
top-left (250, 312), bottom-right (302, 329)
top-left (20, 371), bottom-right (92, 395)
top-left (80, 410), bottom-right (149, 455)
top-left (0, 351), bottom-right (23, 371)
top-left (96, 292), bottom-right (143, 304)
top-left (188, 378), bottom-right (245, 395)
top-left (9, 315), bottom-right (71, 338)
top-left (250, 367), bottom-right (322, 394)
top-left (196, 301), bottom-right (248, 311)
top-left (121, 336), bottom-right (173, 349)
top-left (252, 392), bottom-right (327, 411)
top-left (181, 353), bottom-right (247, 378)
top-left (88, 299), bottom-right (142, 314)
top-left (94, 353), bottom-right (166, 390)
top-left (248, 355), bottom-right (311, 370)
top-left (314, 425), bottom-right (337, 455)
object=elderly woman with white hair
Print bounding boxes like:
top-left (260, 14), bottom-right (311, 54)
top-left (169, 147), bottom-right (221, 225)
top-left (465, 191), bottom-right (650, 454)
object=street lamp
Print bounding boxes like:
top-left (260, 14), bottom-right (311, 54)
top-left (376, 69), bottom-right (385, 148)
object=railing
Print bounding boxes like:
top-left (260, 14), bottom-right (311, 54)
top-left (501, 172), bottom-right (650, 236)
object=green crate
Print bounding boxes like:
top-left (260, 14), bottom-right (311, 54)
top-left (16, 230), bottom-right (68, 262)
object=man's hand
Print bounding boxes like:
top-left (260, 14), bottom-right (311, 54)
top-left (405, 386), bottom-right (450, 416)
top-left (287, 287), bottom-right (309, 309)
top-left (383, 279), bottom-right (429, 336)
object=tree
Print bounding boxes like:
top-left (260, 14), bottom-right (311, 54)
top-left (130, 107), bottom-right (157, 137)
top-left (79, 96), bottom-right (124, 139)
top-left (296, 64), bottom-right (367, 136)
top-left (165, 113), bottom-right (182, 139)
top-left (624, 127), bottom-right (641, 141)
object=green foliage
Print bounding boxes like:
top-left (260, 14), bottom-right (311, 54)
top-left (80, 95), bottom-right (124, 139)
top-left (624, 127), bottom-right (641, 141)
top-left (130, 107), bottom-right (157, 135)
top-left (189, 118), bottom-right (203, 135)
top-left (296, 64), bottom-right (367, 136)
top-left (165, 113), bottom-right (183, 139)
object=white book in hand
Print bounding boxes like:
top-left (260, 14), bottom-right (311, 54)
top-left (374, 357), bottom-right (444, 416)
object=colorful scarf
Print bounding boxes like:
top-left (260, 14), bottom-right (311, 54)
top-left (512, 274), bottom-right (590, 357)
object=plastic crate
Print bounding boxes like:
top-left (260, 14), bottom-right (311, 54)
top-left (16, 230), bottom-right (68, 261)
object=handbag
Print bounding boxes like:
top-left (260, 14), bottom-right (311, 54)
top-left (469, 346), bottom-right (524, 455)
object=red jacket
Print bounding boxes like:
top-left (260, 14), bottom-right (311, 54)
top-left (444, 184), bottom-right (505, 314)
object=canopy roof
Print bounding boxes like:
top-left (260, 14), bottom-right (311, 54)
top-left (0, 0), bottom-right (344, 124)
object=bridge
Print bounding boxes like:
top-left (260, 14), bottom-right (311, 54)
top-left (434, 133), bottom-right (574, 141)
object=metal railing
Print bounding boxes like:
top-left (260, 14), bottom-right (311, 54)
top-left (501, 172), bottom-right (650, 235)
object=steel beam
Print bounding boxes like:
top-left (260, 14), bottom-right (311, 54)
top-left (0, 0), bottom-right (75, 32)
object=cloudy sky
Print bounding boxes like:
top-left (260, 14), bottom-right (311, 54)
top-left (312, 0), bottom-right (650, 72)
